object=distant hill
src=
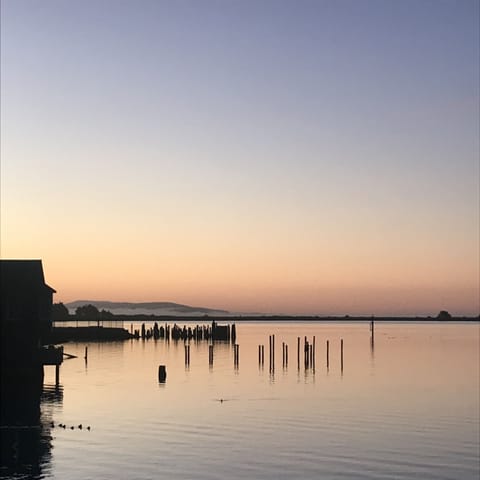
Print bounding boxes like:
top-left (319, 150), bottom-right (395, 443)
top-left (65, 300), bottom-right (230, 316)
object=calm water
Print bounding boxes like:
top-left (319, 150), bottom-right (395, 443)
top-left (1, 322), bottom-right (479, 479)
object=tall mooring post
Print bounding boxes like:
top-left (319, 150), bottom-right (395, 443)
top-left (269, 335), bottom-right (275, 371)
top-left (234, 344), bottom-right (239, 366)
top-left (297, 336), bottom-right (300, 369)
top-left (209, 344), bottom-right (214, 366)
top-left (312, 336), bottom-right (316, 366)
top-left (304, 336), bottom-right (309, 368)
top-left (282, 342), bottom-right (288, 367)
top-left (326, 340), bottom-right (329, 369)
top-left (269, 336), bottom-right (272, 370)
top-left (340, 338), bottom-right (344, 372)
top-left (272, 334), bottom-right (275, 370)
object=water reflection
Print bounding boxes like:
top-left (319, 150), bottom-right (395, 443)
top-left (0, 385), bottom-right (62, 479)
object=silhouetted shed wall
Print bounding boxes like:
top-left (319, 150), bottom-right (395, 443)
top-left (0, 260), bottom-right (56, 394)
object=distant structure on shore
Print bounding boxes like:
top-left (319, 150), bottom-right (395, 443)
top-left (0, 260), bottom-right (60, 398)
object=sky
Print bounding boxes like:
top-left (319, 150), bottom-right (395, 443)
top-left (1, 0), bottom-right (479, 315)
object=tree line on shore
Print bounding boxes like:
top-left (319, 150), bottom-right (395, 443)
top-left (52, 303), bottom-right (114, 321)
top-left (51, 302), bottom-right (464, 322)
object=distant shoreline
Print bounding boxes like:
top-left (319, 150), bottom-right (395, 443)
top-left (55, 315), bottom-right (479, 323)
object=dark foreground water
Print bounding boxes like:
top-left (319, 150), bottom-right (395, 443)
top-left (1, 322), bottom-right (479, 479)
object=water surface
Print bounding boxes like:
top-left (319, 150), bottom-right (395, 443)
top-left (2, 322), bottom-right (479, 479)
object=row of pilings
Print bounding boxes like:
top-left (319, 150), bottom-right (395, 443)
top-left (257, 319), bottom-right (375, 372)
top-left (258, 335), bottom-right (345, 372)
top-left (177, 320), bottom-right (375, 371)
top-left (132, 321), bottom-right (236, 343)
top-left (159, 320), bottom-right (375, 383)
top-left (173, 335), bottom-right (356, 374)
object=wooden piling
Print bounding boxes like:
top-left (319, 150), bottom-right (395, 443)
top-left (269, 336), bottom-right (272, 369)
top-left (285, 344), bottom-right (288, 366)
top-left (297, 337), bottom-right (300, 368)
top-left (158, 365), bottom-right (167, 383)
top-left (304, 337), bottom-right (309, 368)
top-left (272, 334), bottom-right (275, 370)
top-left (84, 346), bottom-right (88, 361)
top-left (261, 345), bottom-right (264, 364)
top-left (326, 340), bottom-right (329, 368)
top-left (313, 336), bottom-right (316, 366)
top-left (55, 364), bottom-right (60, 385)
top-left (234, 344), bottom-right (239, 365)
top-left (341, 338), bottom-right (344, 371)
top-left (209, 344), bottom-right (214, 365)
top-left (259, 345), bottom-right (261, 364)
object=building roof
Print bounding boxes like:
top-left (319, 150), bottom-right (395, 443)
top-left (0, 260), bottom-right (56, 294)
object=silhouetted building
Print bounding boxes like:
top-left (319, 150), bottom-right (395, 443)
top-left (0, 260), bottom-right (56, 395)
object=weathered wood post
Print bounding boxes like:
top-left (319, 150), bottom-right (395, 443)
top-left (261, 345), bottom-right (264, 365)
top-left (297, 336), bottom-right (300, 369)
top-left (272, 334), bottom-right (275, 370)
top-left (313, 336), bottom-right (316, 366)
top-left (269, 335), bottom-right (272, 370)
top-left (341, 338), bottom-right (344, 371)
top-left (259, 345), bottom-right (262, 364)
top-left (304, 337), bottom-right (309, 368)
top-left (303, 337), bottom-right (309, 368)
top-left (326, 340), bottom-right (329, 369)
top-left (282, 342), bottom-right (285, 367)
top-left (84, 346), bottom-right (88, 361)
top-left (55, 365), bottom-right (60, 386)
top-left (158, 365), bottom-right (167, 383)
top-left (285, 344), bottom-right (288, 366)
top-left (209, 344), bottom-right (214, 365)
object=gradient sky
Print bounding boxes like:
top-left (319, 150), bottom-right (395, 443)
top-left (1, 0), bottom-right (479, 315)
